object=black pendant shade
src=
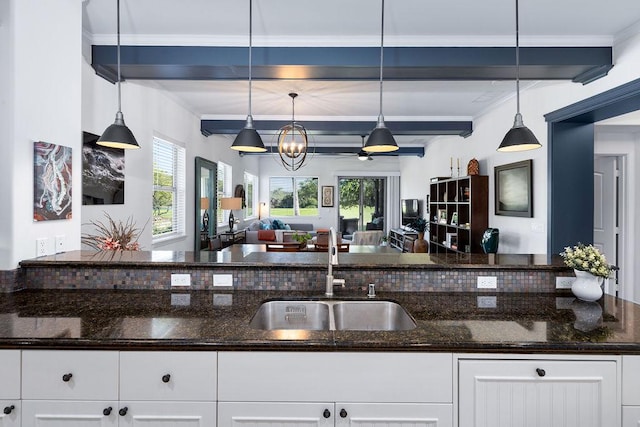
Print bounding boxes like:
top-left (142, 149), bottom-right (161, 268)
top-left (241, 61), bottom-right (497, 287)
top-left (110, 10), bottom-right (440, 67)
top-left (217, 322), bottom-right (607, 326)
top-left (498, 113), bottom-right (542, 152)
top-left (231, 116), bottom-right (266, 152)
top-left (97, 111), bottom-right (139, 149)
top-left (364, 122), bottom-right (398, 153)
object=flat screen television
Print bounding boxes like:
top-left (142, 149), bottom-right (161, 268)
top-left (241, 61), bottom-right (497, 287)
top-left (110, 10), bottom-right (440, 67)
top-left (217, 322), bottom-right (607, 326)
top-left (401, 199), bottom-right (422, 226)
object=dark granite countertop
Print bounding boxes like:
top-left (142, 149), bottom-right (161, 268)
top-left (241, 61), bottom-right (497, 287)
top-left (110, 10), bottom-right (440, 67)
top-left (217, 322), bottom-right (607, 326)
top-left (20, 250), bottom-right (568, 270)
top-left (0, 289), bottom-right (638, 354)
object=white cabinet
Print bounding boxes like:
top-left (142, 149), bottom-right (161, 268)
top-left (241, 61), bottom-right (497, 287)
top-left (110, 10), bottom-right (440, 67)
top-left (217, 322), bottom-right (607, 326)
top-left (21, 350), bottom-right (217, 427)
top-left (218, 352), bottom-right (453, 427)
top-left (458, 358), bottom-right (619, 427)
top-left (219, 402), bottom-right (452, 427)
top-left (622, 356), bottom-right (640, 427)
top-left (119, 351), bottom-right (217, 425)
top-left (22, 401), bottom-right (117, 427)
top-left (219, 402), bottom-right (334, 427)
top-left (0, 351), bottom-right (21, 427)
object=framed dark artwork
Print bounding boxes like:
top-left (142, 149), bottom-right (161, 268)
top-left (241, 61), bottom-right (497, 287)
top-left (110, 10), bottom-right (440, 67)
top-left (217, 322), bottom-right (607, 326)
top-left (495, 159), bottom-right (533, 217)
top-left (82, 131), bottom-right (125, 205)
top-left (34, 141), bottom-right (73, 221)
top-left (321, 186), bottom-right (334, 207)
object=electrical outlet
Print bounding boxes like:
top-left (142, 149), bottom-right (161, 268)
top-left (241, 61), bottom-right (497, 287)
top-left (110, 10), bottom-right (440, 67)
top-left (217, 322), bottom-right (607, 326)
top-left (477, 276), bottom-right (497, 289)
top-left (171, 273), bottom-right (191, 287)
top-left (556, 276), bottom-right (575, 289)
top-left (36, 238), bottom-right (48, 257)
top-left (213, 274), bottom-right (233, 288)
top-left (55, 235), bottom-right (65, 253)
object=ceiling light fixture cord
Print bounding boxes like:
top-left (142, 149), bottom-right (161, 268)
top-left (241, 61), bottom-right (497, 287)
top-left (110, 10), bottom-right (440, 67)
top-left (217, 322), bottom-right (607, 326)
top-left (515, 0), bottom-right (520, 116)
top-left (248, 0), bottom-right (253, 118)
top-left (116, 0), bottom-right (122, 114)
top-left (378, 0), bottom-right (385, 120)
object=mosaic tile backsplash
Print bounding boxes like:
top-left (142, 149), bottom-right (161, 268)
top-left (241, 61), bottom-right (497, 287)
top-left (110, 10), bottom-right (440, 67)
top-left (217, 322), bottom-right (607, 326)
top-left (18, 264), bottom-right (572, 293)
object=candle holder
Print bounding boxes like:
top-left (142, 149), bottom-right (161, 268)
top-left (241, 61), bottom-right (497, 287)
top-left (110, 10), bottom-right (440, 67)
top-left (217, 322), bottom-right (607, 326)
top-left (450, 166), bottom-right (453, 177)
top-left (457, 166), bottom-right (461, 177)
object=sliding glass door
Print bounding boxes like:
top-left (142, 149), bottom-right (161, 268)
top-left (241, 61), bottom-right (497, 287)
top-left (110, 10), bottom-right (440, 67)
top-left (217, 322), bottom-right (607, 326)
top-left (338, 177), bottom-right (386, 238)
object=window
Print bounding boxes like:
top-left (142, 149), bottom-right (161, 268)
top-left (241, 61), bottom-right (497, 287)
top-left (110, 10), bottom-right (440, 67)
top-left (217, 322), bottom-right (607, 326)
top-left (152, 137), bottom-right (185, 240)
top-left (244, 171), bottom-right (258, 219)
top-left (217, 161), bottom-right (232, 226)
top-left (269, 177), bottom-right (318, 216)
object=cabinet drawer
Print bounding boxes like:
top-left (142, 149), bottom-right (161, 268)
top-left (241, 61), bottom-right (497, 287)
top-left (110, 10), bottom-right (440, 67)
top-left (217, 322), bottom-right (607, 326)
top-left (219, 352), bottom-right (452, 403)
top-left (119, 351), bottom-right (216, 401)
top-left (22, 350), bottom-right (118, 400)
top-left (0, 350), bottom-right (20, 399)
top-left (623, 406), bottom-right (640, 427)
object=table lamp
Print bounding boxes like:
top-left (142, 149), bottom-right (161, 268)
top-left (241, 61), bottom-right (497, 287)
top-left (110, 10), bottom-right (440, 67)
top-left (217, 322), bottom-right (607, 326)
top-left (220, 197), bottom-right (242, 231)
top-left (200, 197), bottom-right (210, 231)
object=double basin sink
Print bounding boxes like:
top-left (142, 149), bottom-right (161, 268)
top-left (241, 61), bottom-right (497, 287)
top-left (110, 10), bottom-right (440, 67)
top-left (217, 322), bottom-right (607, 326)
top-left (250, 299), bottom-right (416, 331)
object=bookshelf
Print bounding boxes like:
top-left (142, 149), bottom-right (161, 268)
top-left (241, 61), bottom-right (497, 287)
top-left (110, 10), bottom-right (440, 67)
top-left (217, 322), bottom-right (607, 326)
top-left (428, 175), bottom-right (488, 254)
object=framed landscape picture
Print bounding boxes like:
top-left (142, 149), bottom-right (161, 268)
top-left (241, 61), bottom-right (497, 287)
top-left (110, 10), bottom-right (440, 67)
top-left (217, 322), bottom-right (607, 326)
top-left (495, 159), bottom-right (533, 217)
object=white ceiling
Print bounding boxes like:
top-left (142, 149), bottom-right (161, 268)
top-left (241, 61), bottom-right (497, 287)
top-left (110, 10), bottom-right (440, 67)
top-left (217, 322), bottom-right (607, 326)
top-left (82, 0), bottom-right (640, 146)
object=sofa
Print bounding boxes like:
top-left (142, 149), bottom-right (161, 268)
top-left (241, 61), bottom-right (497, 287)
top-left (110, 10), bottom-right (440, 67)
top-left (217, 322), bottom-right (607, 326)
top-left (245, 218), bottom-right (316, 244)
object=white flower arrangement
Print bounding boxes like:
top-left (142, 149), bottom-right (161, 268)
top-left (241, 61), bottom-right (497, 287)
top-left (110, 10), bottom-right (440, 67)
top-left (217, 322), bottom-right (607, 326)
top-left (560, 243), bottom-right (614, 278)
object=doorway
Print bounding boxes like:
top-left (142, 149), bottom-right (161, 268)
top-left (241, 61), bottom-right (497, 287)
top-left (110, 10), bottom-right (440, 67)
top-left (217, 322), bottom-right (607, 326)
top-left (337, 177), bottom-right (386, 239)
top-left (594, 155), bottom-right (626, 298)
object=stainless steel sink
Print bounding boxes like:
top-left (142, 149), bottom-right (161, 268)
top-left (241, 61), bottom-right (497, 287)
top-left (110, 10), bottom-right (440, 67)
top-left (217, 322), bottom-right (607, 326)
top-left (249, 299), bottom-right (416, 331)
top-left (332, 301), bottom-right (416, 331)
top-left (249, 300), bottom-right (330, 330)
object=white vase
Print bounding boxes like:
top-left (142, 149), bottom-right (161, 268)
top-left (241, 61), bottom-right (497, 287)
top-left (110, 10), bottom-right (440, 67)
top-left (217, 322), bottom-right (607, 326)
top-left (571, 269), bottom-right (604, 302)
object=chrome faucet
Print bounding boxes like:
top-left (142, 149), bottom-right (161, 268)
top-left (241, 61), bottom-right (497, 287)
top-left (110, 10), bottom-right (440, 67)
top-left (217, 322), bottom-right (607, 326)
top-left (325, 227), bottom-right (345, 297)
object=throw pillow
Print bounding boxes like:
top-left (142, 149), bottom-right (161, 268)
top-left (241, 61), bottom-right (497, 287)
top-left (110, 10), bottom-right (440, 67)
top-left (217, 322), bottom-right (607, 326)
top-left (259, 222), bottom-right (272, 230)
top-left (272, 219), bottom-right (285, 230)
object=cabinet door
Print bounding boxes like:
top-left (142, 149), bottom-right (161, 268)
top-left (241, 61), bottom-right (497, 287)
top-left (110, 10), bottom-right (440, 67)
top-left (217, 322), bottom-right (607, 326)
top-left (0, 401), bottom-right (19, 427)
top-left (0, 351), bottom-right (20, 400)
top-left (622, 406), bottom-right (640, 427)
top-left (118, 402), bottom-right (216, 427)
top-left (218, 402), bottom-right (334, 427)
top-left (335, 403), bottom-right (453, 427)
top-left (22, 401), bottom-right (117, 427)
top-left (119, 351), bottom-right (217, 401)
top-left (459, 359), bottom-right (618, 427)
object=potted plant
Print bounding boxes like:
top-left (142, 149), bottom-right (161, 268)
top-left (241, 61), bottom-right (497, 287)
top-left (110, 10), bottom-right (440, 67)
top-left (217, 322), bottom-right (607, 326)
top-left (560, 243), bottom-right (616, 301)
top-left (291, 232), bottom-right (312, 248)
top-left (409, 218), bottom-right (428, 253)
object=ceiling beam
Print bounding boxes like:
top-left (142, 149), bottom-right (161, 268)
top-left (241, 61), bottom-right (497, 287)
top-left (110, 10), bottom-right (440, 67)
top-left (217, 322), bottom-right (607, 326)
top-left (239, 146), bottom-right (425, 157)
top-left (200, 119), bottom-right (472, 138)
top-left (92, 45), bottom-right (612, 83)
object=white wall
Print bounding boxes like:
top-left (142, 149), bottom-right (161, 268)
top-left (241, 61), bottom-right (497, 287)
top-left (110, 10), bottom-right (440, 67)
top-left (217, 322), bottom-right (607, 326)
top-left (255, 153), bottom-right (401, 231)
top-left (81, 59), bottom-right (257, 252)
top-left (0, 0), bottom-right (82, 270)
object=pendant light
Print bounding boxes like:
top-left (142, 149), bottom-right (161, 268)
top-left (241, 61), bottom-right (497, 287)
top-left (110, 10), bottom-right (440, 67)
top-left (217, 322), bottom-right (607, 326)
top-left (497, 0), bottom-right (541, 152)
top-left (276, 93), bottom-right (309, 171)
top-left (364, 0), bottom-right (398, 153)
top-left (231, 0), bottom-right (266, 152)
top-left (357, 135), bottom-right (372, 161)
top-left (97, 0), bottom-right (140, 150)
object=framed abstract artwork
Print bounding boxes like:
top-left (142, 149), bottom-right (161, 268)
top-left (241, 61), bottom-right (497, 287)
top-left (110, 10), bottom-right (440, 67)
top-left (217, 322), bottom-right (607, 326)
top-left (34, 141), bottom-right (73, 221)
top-left (321, 186), bottom-right (334, 207)
top-left (495, 159), bottom-right (533, 217)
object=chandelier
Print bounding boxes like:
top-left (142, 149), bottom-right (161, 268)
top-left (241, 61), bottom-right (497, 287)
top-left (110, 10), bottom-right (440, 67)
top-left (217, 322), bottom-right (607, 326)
top-left (276, 93), bottom-right (309, 171)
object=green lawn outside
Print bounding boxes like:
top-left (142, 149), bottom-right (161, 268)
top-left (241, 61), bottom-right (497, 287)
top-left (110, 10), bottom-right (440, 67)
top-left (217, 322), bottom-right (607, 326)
top-left (269, 208), bottom-right (319, 217)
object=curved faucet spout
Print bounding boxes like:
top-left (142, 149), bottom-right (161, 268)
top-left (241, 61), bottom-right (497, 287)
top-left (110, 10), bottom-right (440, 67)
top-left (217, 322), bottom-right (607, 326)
top-left (326, 227), bottom-right (344, 297)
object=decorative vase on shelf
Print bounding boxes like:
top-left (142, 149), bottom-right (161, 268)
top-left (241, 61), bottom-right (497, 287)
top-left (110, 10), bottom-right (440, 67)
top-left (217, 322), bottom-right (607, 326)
top-left (480, 228), bottom-right (499, 254)
top-left (571, 269), bottom-right (604, 302)
top-left (413, 233), bottom-right (428, 253)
